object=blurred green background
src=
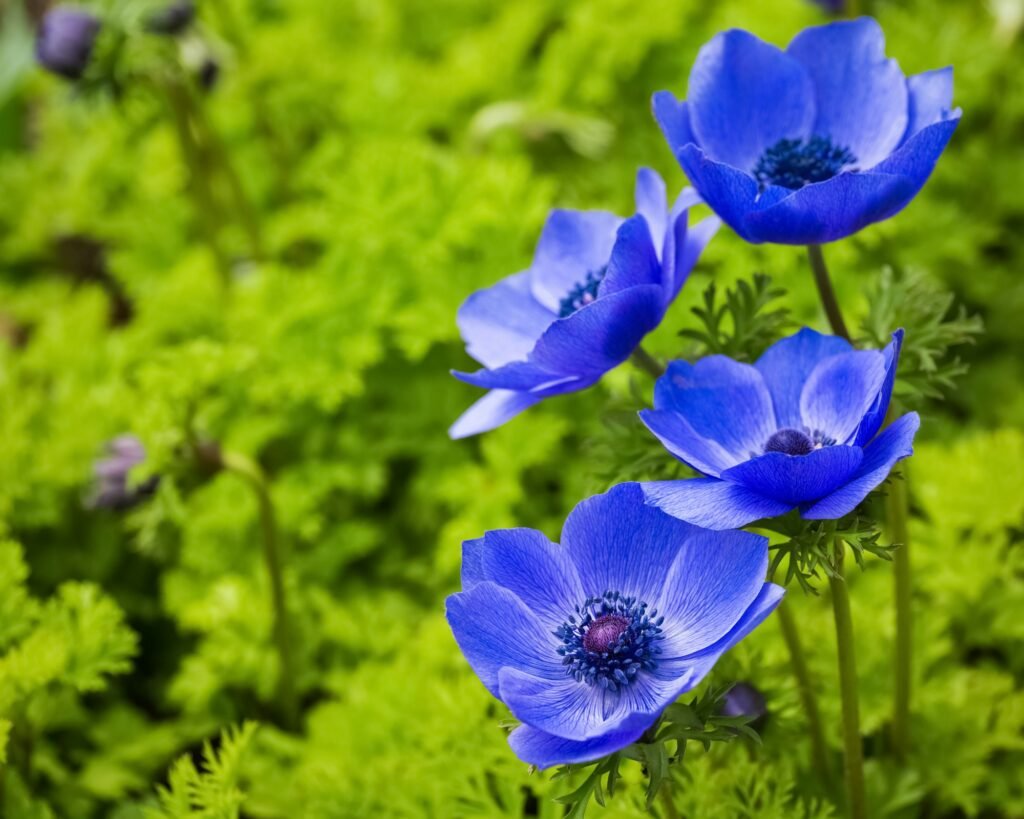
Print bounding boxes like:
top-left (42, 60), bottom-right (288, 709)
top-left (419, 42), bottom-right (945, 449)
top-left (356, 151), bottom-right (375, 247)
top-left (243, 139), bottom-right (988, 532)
top-left (1, 0), bottom-right (1023, 816)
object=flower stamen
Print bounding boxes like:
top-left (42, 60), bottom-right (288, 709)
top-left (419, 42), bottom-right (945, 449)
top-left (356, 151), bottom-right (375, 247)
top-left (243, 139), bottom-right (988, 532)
top-left (753, 136), bottom-right (857, 192)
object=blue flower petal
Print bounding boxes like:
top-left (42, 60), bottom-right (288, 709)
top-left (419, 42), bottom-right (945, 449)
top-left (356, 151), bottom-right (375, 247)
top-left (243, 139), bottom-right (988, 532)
top-left (529, 210), bottom-right (623, 313)
top-left (473, 528), bottom-right (584, 626)
top-left (800, 350), bottom-right (887, 444)
top-left (639, 409), bottom-right (737, 478)
top-left (531, 285), bottom-right (664, 377)
top-left (446, 581), bottom-right (564, 698)
top-left (653, 358), bottom-right (776, 462)
top-left (665, 210), bottom-right (720, 306)
top-left (787, 18), bottom-right (908, 168)
top-left (457, 271), bottom-right (554, 369)
top-left (449, 389), bottom-right (546, 439)
top-left (755, 328), bottom-right (852, 429)
top-left (676, 144), bottom-right (762, 242)
top-left (802, 412), bottom-right (919, 519)
top-left (871, 114), bottom-right (961, 192)
top-left (655, 527), bottom-right (769, 657)
top-left (598, 215), bottom-right (663, 298)
top-left (721, 446), bottom-right (864, 504)
top-left (641, 478), bottom-right (791, 530)
top-left (507, 723), bottom-right (648, 770)
top-left (452, 361), bottom-right (575, 392)
top-left (904, 67), bottom-right (954, 140)
top-left (634, 167), bottom-right (668, 255)
top-left (652, 91), bottom-right (696, 154)
top-left (461, 537), bottom-right (486, 590)
top-left (687, 29), bottom-right (815, 170)
top-left (744, 170), bottom-right (916, 245)
top-left (855, 329), bottom-right (904, 446)
top-left (560, 483), bottom-right (700, 606)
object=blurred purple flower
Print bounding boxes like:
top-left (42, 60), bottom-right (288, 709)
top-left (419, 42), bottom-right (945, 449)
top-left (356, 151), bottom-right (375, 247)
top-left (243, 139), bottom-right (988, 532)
top-left (721, 682), bottom-right (768, 729)
top-left (36, 6), bottom-right (101, 81)
top-left (810, 0), bottom-right (845, 12)
top-left (146, 0), bottom-right (196, 36)
top-left (88, 435), bottom-right (159, 510)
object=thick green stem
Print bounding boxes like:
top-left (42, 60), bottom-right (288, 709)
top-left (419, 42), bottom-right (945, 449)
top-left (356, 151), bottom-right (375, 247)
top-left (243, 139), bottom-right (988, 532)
top-left (220, 451), bottom-right (299, 729)
top-left (631, 345), bottom-right (665, 378)
top-left (658, 779), bottom-right (680, 819)
top-left (806, 245), bottom-right (852, 342)
top-left (889, 460), bottom-right (912, 759)
top-left (830, 546), bottom-right (867, 819)
top-left (776, 602), bottom-right (831, 784)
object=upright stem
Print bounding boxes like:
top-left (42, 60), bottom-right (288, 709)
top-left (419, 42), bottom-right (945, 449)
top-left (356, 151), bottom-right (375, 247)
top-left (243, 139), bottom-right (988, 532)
top-left (806, 245), bottom-right (852, 342)
top-left (830, 545), bottom-right (867, 819)
top-left (776, 602), bottom-right (831, 784)
top-left (658, 779), bottom-right (681, 819)
top-left (631, 345), bottom-right (665, 379)
top-left (889, 460), bottom-right (912, 759)
top-left (220, 451), bottom-right (299, 729)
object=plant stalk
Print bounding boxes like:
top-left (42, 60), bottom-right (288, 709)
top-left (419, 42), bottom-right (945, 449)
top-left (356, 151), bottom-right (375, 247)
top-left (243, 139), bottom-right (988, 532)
top-left (659, 779), bottom-right (681, 819)
top-left (830, 545), bottom-right (867, 819)
top-left (889, 458), bottom-right (912, 759)
top-left (806, 245), bottom-right (852, 342)
top-left (632, 345), bottom-right (665, 379)
top-left (776, 601), bottom-right (831, 784)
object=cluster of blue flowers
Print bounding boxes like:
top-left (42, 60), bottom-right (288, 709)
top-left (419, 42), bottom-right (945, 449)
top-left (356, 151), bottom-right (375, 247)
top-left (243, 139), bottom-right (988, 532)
top-left (447, 19), bottom-right (958, 770)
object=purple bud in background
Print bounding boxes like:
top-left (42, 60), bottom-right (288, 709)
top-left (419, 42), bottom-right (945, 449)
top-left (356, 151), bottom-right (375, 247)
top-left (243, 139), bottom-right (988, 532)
top-left (146, 0), bottom-right (196, 36)
top-left (721, 682), bottom-right (768, 730)
top-left (36, 6), bottom-right (101, 81)
top-left (88, 435), bottom-right (159, 510)
top-left (198, 56), bottom-right (220, 91)
top-left (809, 0), bottom-right (845, 12)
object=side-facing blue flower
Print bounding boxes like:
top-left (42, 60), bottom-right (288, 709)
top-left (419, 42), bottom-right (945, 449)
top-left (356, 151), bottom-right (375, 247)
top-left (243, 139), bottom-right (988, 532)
top-left (640, 328), bottom-right (916, 529)
top-left (653, 18), bottom-right (961, 244)
top-left (449, 169), bottom-right (719, 438)
top-left (446, 483), bottom-right (783, 768)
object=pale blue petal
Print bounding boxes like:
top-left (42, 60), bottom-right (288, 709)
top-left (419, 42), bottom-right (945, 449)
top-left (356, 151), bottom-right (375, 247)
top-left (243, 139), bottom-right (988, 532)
top-left (800, 350), bottom-right (887, 444)
top-left (721, 446), bottom-right (864, 504)
top-left (641, 478), bottom-right (792, 530)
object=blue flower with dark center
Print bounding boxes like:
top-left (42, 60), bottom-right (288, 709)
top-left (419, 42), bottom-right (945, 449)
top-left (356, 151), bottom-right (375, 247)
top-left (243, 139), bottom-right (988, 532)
top-left (87, 435), bottom-right (159, 510)
top-left (652, 18), bottom-right (961, 244)
top-left (36, 6), bottom-right (101, 81)
top-left (639, 327), bottom-right (917, 529)
top-left (448, 169), bottom-right (719, 438)
top-left (447, 483), bottom-right (783, 768)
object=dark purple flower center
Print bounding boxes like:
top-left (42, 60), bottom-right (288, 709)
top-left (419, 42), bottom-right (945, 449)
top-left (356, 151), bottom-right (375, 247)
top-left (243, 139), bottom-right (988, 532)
top-left (763, 427), bottom-right (837, 456)
top-left (558, 266), bottom-right (606, 318)
top-left (753, 136), bottom-right (857, 192)
top-left (555, 590), bottom-right (664, 691)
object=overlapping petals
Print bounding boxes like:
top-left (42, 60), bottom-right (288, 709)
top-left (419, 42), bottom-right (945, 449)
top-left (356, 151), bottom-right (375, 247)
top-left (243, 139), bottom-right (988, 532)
top-left (640, 328), bottom-right (917, 529)
top-left (653, 18), bottom-right (961, 244)
top-left (450, 169), bottom-right (719, 438)
top-left (446, 483), bottom-right (782, 767)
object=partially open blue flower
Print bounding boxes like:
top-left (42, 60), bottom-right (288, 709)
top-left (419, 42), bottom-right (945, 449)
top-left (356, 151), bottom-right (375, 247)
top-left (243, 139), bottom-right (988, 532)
top-left (653, 18), bottom-right (961, 245)
top-left (36, 6), bottom-right (101, 81)
top-left (446, 483), bottom-right (783, 768)
top-left (449, 169), bottom-right (719, 438)
top-left (640, 328), bottom-right (917, 529)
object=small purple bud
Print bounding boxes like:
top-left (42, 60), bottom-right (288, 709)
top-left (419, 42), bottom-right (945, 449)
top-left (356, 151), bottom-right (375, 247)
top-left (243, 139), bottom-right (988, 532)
top-left (198, 56), bottom-right (220, 91)
top-left (721, 682), bottom-right (768, 730)
top-left (809, 0), bottom-right (845, 12)
top-left (146, 0), bottom-right (196, 36)
top-left (88, 435), bottom-right (159, 510)
top-left (36, 7), bottom-right (101, 81)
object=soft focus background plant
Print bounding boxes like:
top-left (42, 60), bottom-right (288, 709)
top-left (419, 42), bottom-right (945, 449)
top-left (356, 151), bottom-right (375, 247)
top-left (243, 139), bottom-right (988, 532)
top-left (0, 0), bottom-right (1022, 816)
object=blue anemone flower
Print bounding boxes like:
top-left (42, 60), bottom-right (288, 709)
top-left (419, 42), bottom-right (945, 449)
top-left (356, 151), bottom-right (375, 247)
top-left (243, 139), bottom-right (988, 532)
top-left (652, 18), bottom-right (961, 245)
top-left (449, 169), bottom-right (719, 438)
top-left (446, 483), bottom-right (783, 768)
top-left (640, 328), bottom-right (917, 529)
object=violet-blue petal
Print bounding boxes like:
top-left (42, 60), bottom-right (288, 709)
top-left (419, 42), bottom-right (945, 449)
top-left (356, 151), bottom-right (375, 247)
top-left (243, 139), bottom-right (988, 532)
top-left (870, 114), bottom-right (961, 192)
top-left (653, 358), bottom-right (776, 461)
top-left (448, 389), bottom-right (546, 439)
top-left (802, 412), bottom-right (919, 519)
top-left (855, 329), bottom-right (903, 446)
top-left (641, 478), bottom-right (792, 531)
top-left (652, 92), bottom-right (696, 154)
top-left (461, 537), bottom-right (486, 590)
top-left (904, 67), bottom-right (954, 139)
top-left (675, 144), bottom-right (763, 242)
top-left (655, 527), bottom-right (769, 656)
top-left (446, 581), bottom-right (564, 698)
top-left (531, 285), bottom-right (664, 377)
top-left (639, 409), bottom-right (736, 478)
top-left (666, 213), bottom-right (720, 306)
top-left (744, 170), bottom-right (916, 245)
top-left (599, 215), bottom-right (663, 298)
top-left (755, 328), bottom-right (852, 429)
top-left (476, 528), bottom-right (583, 626)
top-left (507, 723), bottom-right (648, 770)
top-left (456, 271), bottom-right (554, 369)
top-left (634, 167), bottom-right (668, 254)
top-left (529, 210), bottom-right (622, 313)
top-left (787, 18), bottom-right (908, 168)
top-left (687, 29), bottom-right (815, 170)
top-left (800, 350), bottom-right (887, 444)
top-left (722, 446), bottom-right (864, 504)
top-left (452, 361), bottom-right (576, 392)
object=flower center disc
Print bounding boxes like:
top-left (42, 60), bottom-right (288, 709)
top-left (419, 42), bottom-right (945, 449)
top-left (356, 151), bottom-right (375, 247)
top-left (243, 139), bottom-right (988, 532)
top-left (582, 614), bottom-right (629, 653)
top-left (764, 428), bottom-right (815, 456)
top-left (558, 266), bottom-right (606, 318)
top-left (753, 136), bottom-right (857, 192)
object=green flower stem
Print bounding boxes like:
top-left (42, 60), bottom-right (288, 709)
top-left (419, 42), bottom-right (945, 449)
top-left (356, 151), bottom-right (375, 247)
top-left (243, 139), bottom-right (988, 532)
top-left (806, 245), bottom-right (852, 342)
top-left (659, 779), bottom-right (681, 819)
top-left (889, 457), bottom-right (912, 759)
top-left (776, 601), bottom-right (832, 784)
top-left (830, 544), bottom-right (867, 819)
top-left (220, 450), bottom-right (299, 729)
top-left (632, 345), bottom-right (665, 378)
